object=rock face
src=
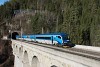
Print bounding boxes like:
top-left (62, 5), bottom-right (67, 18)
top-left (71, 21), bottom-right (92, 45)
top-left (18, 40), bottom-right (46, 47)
top-left (0, 39), bottom-right (14, 67)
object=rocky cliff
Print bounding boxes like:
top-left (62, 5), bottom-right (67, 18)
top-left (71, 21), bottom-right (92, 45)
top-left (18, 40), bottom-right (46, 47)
top-left (0, 39), bottom-right (14, 67)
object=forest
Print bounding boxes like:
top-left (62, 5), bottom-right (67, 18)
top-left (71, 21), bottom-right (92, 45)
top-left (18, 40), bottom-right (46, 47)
top-left (0, 0), bottom-right (100, 46)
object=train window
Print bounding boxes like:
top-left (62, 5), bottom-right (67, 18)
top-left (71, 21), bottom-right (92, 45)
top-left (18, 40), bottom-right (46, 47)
top-left (36, 37), bottom-right (44, 39)
top-left (58, 36), bottom-right (61, 39)
top-left (36, 37), bottom-right (51, 40)
top-left (44, 37), bottom-right (51, 39)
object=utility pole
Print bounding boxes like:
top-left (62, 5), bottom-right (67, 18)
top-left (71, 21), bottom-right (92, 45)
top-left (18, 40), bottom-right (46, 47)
top-left (20, 18), bottom-right (23, 38)
top-left (10, 24), bottom-right (12, 40)
top-left (56, 15), bottom-right (59, 32)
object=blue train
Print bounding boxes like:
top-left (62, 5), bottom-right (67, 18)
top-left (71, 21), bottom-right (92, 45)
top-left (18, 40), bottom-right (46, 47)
top-left (16, 33), bottom-right (75, 47)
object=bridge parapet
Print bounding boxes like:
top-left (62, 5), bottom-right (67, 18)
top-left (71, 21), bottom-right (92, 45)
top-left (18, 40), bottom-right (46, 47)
top-left (12, 40), bottom-right (100, 67)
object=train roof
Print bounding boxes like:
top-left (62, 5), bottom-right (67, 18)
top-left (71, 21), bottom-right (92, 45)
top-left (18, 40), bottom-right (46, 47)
top-left (20, 33), bottom-right (68, 37)
top-left (35, 33), bottom-right (68, 36)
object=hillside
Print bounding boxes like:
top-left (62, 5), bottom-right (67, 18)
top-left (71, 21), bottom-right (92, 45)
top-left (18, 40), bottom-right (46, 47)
top-left (0, 0), bottom-right (100, 46)
top-left (0, 39), bottom-right (14, 67)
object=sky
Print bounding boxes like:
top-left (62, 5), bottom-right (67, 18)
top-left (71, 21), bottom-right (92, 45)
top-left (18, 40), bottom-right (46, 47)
top-left (0, 0), bottom-right (9, 5)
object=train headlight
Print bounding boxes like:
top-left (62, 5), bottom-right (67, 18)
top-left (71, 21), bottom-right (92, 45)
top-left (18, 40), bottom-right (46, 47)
top-left (66, 40), bottom-right (70, 41)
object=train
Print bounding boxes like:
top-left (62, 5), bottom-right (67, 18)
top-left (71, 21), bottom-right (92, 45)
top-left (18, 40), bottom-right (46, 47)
top-left (16, 33), bottom-right (75, 47)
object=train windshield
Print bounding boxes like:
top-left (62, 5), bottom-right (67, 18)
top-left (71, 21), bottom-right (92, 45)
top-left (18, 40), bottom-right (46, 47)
top-left (58, 36), bottom-right (61, 39)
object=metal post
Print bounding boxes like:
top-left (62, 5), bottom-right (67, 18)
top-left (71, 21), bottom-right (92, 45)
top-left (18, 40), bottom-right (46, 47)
top-left (10, 24), bottom-right (12, 40)
top-left (20, 20), bottom-right (22, 38)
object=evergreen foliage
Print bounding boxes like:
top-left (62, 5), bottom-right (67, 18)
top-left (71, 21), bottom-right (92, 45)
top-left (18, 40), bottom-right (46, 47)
top-left (0, 0), bottom-right (100, 46)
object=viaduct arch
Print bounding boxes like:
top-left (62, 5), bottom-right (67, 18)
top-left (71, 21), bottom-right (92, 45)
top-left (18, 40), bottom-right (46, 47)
top-left (23, 51), bottom-right (30, 67)
top-left (31, 56), bottom-right (40, 67)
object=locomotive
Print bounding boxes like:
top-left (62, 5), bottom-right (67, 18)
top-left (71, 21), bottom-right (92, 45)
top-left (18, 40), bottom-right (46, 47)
top-left (16, 33), bottom-right (75, 47)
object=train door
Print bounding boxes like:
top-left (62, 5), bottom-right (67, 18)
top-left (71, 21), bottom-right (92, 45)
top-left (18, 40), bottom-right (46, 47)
top-left (51, 36), bottom-right (53, 44)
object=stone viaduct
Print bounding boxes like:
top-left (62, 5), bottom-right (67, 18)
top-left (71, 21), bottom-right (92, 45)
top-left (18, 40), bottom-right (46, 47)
top-left (12, 40), bottom-right (100, 67)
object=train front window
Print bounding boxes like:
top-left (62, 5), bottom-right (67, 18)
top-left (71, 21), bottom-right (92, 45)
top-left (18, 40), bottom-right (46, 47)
top-left (58, 36), bottom-right (61, 39)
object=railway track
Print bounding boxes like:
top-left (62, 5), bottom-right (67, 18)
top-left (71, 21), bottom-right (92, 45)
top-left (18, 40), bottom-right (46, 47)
top-left (18, 40), bottom-right (100, 61)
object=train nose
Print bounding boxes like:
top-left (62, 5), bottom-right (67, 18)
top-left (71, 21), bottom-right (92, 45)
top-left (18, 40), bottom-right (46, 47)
top-left (64, 40), bottom-right (70, 43)
top-left (63, 40), bottom-right (75, 47)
